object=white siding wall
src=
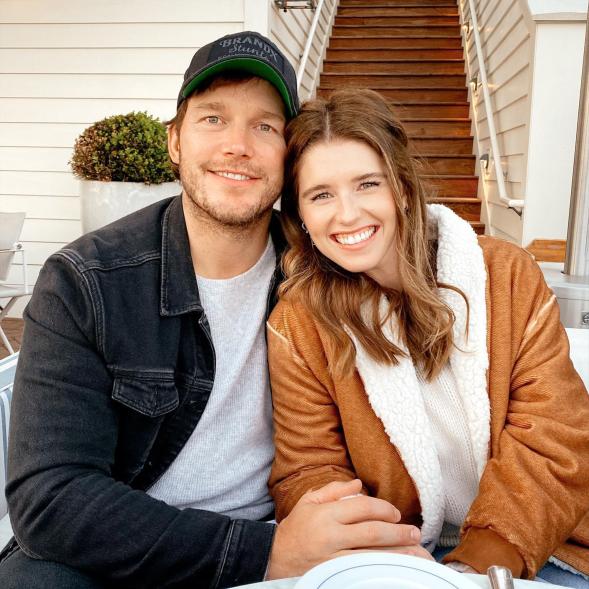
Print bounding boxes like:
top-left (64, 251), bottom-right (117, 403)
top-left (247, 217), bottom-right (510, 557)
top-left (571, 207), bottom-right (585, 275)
top-left (269, 0), bottom-right (338, 102)
top-left (460, 0), bottom-right (532, 242)
top-left (0, 0), bottom-right (245, 316)
top-left (521, 14), bottom-right (586, 247)
top-left (460, 0), bottom-right (587, 245)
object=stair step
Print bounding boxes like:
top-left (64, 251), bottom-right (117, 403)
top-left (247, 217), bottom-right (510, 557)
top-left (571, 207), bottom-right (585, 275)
top-left (326, 48), bottom-right (464, 60)
top-left (339, 6), bottom-right (459, 17)
top-left (403, 119), bottom-right (471, 137)
top-left (332, 25), bottom-right (461, 36)
top-left (423, 176), bottom-right (479, 199)
top-left (320, 73), bottom-right (465, 88)
top-left (426, 197), bottom-right (482, 222)
top-left (340, 0), bottom-right (458, 6)
top-left (324, 60), bottom-right (465, 75)
top-left (317, 87), bottom-right (468, 102)
top-left (329, 36), bottom-right (463, 49)
top-left (335, 16), bottom-right (459, 26)
top-left (390, 102), bottom-right (470, 118)
top-left (417, 155), bottom-right (476, 175)
top-left (471, 222), bottom-right (485, 235)
top-left (409, 136), bottom-right (474, 155)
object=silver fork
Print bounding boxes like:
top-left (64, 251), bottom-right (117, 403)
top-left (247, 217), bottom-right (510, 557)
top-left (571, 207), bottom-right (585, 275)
top-left (487, 565), bottom-right (515, 589)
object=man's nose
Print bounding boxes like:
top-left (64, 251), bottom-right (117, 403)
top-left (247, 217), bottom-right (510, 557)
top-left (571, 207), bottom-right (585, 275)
top-left (221, 124), bottom-right (253, 158)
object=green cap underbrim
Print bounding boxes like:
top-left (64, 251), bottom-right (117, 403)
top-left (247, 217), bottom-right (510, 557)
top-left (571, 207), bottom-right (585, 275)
top-left (182, 57), bottom-right (296, 119)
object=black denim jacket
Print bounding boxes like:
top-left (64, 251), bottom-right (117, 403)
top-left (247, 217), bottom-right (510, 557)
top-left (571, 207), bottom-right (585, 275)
top-left (5, 196), bottom-right (286, 588)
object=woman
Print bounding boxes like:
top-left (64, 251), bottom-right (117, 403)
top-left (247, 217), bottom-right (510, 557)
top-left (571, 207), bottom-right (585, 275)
top-left (267, 89), bottom-right (589, 586)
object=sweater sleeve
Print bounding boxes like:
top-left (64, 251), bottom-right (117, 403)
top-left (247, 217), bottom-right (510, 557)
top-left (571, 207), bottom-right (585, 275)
top-left (267, 302), bottom-right (357, 521)
top-left (445, 242), bottom-right (589, 578)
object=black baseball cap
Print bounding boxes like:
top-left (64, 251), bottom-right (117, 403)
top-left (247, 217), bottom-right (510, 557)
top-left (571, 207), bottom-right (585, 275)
top-left (178, 31), bottom-right (299, 119)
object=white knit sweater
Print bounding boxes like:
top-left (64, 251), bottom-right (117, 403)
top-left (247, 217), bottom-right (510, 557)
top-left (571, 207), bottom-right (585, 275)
top-left (348, 204), bottom-right (490, 550)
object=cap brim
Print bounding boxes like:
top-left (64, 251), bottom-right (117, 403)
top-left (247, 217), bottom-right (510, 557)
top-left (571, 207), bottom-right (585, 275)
top-left (181, 57), bottom-right (297, 118)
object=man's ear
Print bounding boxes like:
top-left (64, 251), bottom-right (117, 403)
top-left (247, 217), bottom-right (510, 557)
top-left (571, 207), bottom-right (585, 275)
top-left (168, 123), bottom-right (180, 165)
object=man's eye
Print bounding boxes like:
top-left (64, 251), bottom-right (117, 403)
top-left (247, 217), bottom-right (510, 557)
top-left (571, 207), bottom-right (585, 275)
top-left (206, 116), bottom-right (221, 124)
top-left (258, 123), bottom-right (273, 133)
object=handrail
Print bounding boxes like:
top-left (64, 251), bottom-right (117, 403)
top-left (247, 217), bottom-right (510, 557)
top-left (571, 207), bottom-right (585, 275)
top-left (296, 0), bottom-right (338, 95)
top-left (459, 0), bottom-right (525, 212)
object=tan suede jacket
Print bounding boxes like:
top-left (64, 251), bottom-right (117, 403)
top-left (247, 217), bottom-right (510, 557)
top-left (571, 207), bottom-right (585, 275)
top-left (267, 236), bottom-right (589, 579)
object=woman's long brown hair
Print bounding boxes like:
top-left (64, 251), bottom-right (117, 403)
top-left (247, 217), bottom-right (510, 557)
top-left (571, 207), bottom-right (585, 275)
top-left (279, 88), bottom-right (467, 380)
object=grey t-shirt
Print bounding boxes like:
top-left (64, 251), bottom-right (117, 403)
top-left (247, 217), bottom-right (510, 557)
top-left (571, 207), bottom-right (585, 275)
top-left (147, 238), bottom-right (276, 520)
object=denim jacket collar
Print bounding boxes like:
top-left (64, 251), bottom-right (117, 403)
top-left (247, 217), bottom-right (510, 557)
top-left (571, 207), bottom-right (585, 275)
top-left (160, 196), bottom-right (286, 317)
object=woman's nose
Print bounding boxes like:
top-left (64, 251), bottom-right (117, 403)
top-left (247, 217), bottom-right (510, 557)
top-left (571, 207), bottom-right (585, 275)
top-left (336, 194), bottom-right (361, 225)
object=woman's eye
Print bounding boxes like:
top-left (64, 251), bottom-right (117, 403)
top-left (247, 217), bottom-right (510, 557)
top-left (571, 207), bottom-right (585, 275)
top-left (258, 123), bottom-right (273, 133)
top-left (359, 181), bottom-right (380, 190)
top-left (310, 192), bottom-right (330, 202)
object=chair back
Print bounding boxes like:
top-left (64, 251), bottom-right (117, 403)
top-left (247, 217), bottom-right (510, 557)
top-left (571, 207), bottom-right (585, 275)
top-left (0, 213), bottom-right (26, 283)
top-left (0, 352), bottom-right (18, 518)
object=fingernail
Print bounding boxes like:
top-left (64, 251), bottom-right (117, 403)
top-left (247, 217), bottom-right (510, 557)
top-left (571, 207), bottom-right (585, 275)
top-left (411, 528), bottom-right (420, 542)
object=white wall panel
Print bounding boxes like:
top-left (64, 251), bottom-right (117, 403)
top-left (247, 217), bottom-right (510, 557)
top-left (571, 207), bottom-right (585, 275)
top-left (0, 99), bottom-right (175, 123)
top-left (0, 147), bottom-right (72, 172)
top-left (0, 23), bottom-right (242, 48)
top-left (269, 0), bottom-right (337, 101)
top-left (0, 48), bottom-right (199, 74)
top-left (0, 123), bottom-right (88, 147)
top-left (0, 1), bottom-right (243, 23)
top-left (461, 0), bottom-right (531, 241)
top-left (0, 171), bottom-right (78, 196)
top-left (1, 1), bottom-right (249, 316)
top-left (0, 195), bottom-right (79, 220)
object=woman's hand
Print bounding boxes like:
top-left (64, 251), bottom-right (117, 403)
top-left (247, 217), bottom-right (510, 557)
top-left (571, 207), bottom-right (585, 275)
top-left (266, 479), bottom-right (430, 580)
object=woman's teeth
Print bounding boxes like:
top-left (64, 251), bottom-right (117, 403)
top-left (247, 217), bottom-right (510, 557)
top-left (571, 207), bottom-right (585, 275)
top-left (334, 227), bottom-right (376, 245)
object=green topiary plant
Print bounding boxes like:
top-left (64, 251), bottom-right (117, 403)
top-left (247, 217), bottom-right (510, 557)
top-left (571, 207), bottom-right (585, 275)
top-left (70, 111), bottom-right (175, 184)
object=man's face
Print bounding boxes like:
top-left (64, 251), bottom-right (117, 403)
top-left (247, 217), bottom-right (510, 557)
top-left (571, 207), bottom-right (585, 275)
top-left (168, 78), bottom-right (287, 229)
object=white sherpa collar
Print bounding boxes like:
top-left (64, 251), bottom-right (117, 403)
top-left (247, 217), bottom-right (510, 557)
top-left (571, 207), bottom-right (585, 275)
top-left (348, 204), bottom-right (489, 549)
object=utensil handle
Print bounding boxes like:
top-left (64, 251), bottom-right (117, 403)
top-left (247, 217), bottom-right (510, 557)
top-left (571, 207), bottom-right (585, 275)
top-left (487, 565), bottom-right (515, 589)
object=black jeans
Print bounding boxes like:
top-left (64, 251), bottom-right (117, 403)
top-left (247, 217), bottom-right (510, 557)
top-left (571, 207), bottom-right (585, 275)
top-left (0, 544), bottom-right (105, 589)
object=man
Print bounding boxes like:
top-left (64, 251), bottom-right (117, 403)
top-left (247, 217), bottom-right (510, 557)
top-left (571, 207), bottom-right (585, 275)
top-left (0, 32), bottom-right (425, 588)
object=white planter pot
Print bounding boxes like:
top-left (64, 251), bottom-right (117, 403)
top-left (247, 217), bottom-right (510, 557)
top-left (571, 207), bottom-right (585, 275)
top-left (80, 180), bottom-right (180, 233)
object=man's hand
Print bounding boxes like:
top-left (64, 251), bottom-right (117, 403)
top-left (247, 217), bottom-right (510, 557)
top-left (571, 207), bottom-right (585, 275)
top-left (266, 479), bottom-right (433, 580)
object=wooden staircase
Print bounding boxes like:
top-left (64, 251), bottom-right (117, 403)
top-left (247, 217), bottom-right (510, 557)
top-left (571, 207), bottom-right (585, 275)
top-left (317, 0), bottom-right (483, 234)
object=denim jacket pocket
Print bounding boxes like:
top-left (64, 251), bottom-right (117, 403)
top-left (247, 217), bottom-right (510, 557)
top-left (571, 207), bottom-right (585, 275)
top-left (112, 375), bottom-right (179, 418)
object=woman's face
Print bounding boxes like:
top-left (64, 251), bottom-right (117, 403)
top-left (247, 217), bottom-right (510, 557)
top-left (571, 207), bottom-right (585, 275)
top-left (297, 139), bottom-right (402, 289)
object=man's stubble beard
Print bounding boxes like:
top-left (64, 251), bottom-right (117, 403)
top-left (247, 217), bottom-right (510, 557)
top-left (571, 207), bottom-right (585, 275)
top-left (180, 158), bottom-right (282, 231)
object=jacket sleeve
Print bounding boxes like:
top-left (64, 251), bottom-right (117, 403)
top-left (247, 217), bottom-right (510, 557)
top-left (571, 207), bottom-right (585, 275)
top-left (445, 245), bottom-right (589, 578)
top-left (7, 253), bottom-right (274, 588)
top-left (267, 303), bottom-right (357, 522)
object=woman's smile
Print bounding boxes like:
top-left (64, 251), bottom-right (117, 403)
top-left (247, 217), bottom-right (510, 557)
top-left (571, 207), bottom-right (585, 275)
top-left (331, 225), bottom-right (379, 247)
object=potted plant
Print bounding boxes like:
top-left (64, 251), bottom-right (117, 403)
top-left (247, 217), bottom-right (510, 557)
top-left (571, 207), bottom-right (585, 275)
top-left (70, 111), bottom-right (179, 233)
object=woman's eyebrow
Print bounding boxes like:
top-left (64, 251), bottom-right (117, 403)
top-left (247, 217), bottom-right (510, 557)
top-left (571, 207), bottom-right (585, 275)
top-left (351, 172), bottom-right (386, 182)
top-left (300, 184), bottom-right (330, 199)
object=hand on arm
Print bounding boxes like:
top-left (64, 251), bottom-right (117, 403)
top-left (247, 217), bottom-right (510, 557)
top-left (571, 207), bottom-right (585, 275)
top-left (266, 479), bottom-right (432, 580)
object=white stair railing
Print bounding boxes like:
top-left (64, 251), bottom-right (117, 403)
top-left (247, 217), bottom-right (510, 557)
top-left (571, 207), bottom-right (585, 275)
top-left (295, 0), bottom-right (339, 98)
top-left (459, 0), bottom-right (525, 213)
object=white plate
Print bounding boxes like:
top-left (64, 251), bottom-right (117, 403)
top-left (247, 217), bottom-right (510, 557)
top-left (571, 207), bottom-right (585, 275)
top-left (294, 553), bottom-right (481, 589)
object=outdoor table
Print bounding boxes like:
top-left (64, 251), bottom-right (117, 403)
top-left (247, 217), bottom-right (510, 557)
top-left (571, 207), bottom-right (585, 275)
top-left (238, 573), bottom-right (565, 588)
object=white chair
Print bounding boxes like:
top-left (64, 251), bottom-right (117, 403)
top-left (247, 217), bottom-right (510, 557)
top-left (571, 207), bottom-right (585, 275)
top-left (0, 352), bottom-right (18, 548)
top-left (0, 212), bottom-right (31, 354)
